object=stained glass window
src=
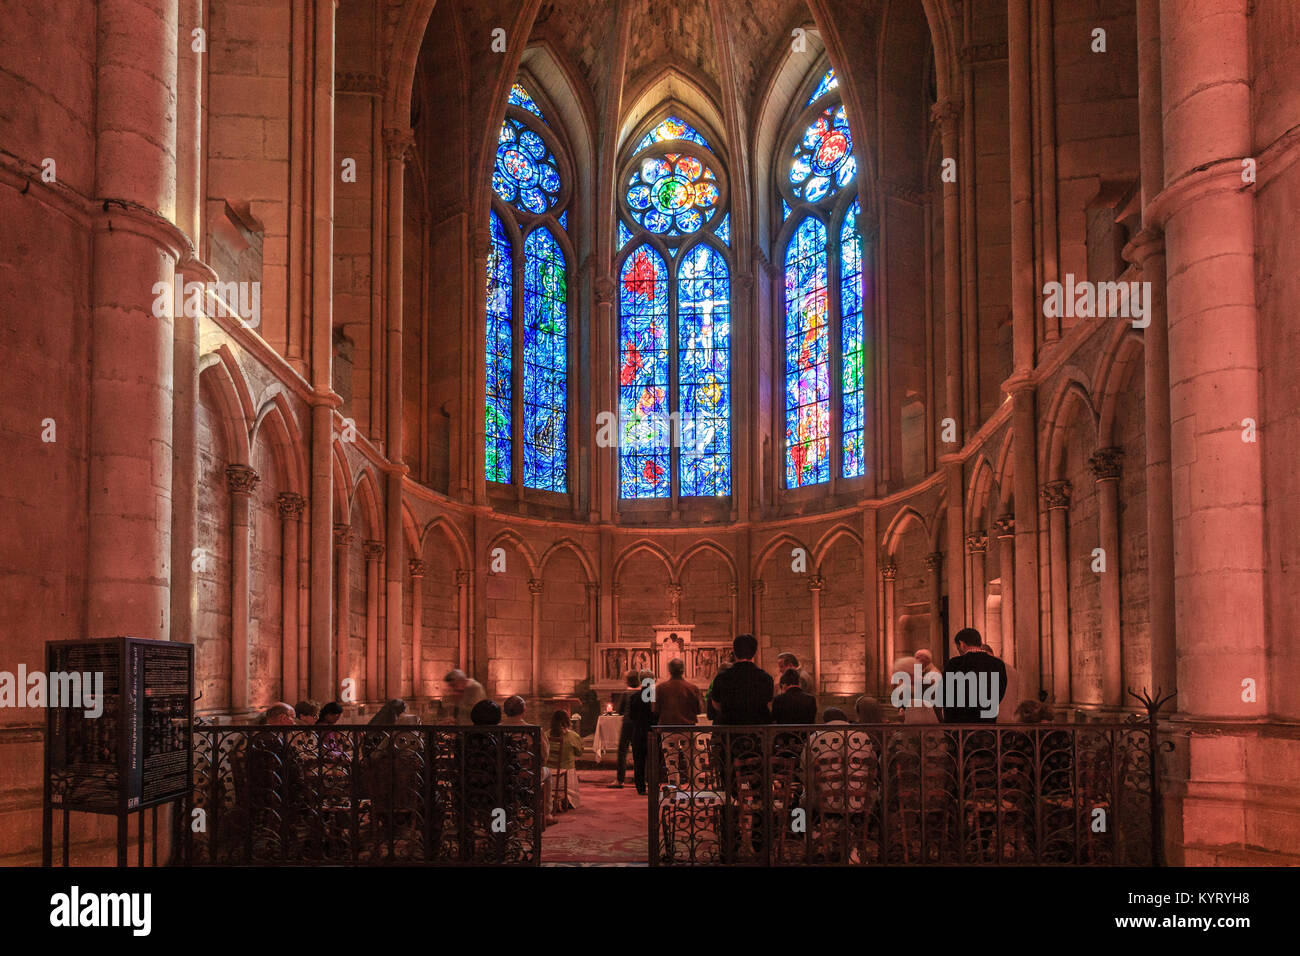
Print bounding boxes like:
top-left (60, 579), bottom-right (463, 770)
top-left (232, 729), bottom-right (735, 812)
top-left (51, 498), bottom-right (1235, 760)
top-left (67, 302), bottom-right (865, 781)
top-left (716, 213), bottom-right (730, 246)
top-left (485, 210), bottom-right (513, 483)
top-left (619, 246), bottom-right (671, 498)
top-left (509, 82), bottom-right (544, 119)
top-left (522, 229), bottom-right (567, 491)
top-left (789, 104), bottom-right (855, 202)
top-left (634, 115), bottom-right (710, 152)
top-left (626, 153), bottom-right (719, 236)
top-left (678, 244), bottom-right (731, 496)
top-left (487, 83), bottom-right (569, 493)
top-left (808, 68), bottom-right (839, 105)
top-left (784, 217), bottom-right (830, 488)
top-left (840, 199), bottom-right (865, 479)
top-left (493, 117), bottom-right (562, 214)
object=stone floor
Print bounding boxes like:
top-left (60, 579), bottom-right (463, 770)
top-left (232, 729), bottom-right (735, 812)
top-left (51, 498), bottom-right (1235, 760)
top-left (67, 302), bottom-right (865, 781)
top-left (541, 769), bottom-right (648, 865)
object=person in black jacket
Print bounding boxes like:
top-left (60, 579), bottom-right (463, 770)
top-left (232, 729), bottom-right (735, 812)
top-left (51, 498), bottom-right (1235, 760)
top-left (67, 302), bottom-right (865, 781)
top-left (608, 671), bottom-right (641, 789)
top-left (626, 670), bottom-right (656, 795)
top-left (940, 628), bottom-right (1007, 723)
top-left (708, 634), bottom-right (775, 725)
top-left (771, 668), bottom-right (819, 723)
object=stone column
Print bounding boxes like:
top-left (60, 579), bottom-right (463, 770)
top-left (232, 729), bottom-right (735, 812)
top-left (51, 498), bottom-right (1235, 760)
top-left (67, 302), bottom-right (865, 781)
top-left (992, 515), bottom-right (1017, 668)
top-left (409, 559), bottom-right (426, 698)
top-left (728, 582), bottom-right (739, 647)
top-left (334, 524), bottom-right (353, 700)
top-left (383, 127), bottom-right (413, 705)
top-left (1091, 448), bottom-right (1124, 707)
top-left (965, 531), bottom-right (989, 641)
top-left (924, 552), bottom-right (944, 655)
top-left (612, 583), bottom-right (622, 646)
top-left (86, 0), bottom-right (180, 643)
top-left (594, 278), bottom-right (616, 522)
top-left (456, 569), bottom-right (470, 671)
top-left (529, 578), bottom-right (544, 696)
top-left (278, 492), bottom-right (305, 703)
top-left (1041, 480), bottom-right (1072, 703)
top-left (751, 580), bottom-right (765, 663)
top-left (808, 575), bottom-right (825, 693)
top-left (932, 98), bottom-right (963, 438)
top-left (586, 582), bottom-right (600, 683)
top-left (226, 465), bottom-right (259, 712)
top-left (881, 564), bottom-right (898, 680)
top-left (363, 541), bottom-right (384, 700)
top-left (1155, 0), bottom-right (1265, 723)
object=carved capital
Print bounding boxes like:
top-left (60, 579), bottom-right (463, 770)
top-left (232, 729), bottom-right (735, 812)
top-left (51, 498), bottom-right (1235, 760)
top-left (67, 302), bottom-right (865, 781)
top-left (594, 276), bottom-right (616, 305)
top-left (383, 126), bottom-right (416, 161)
top-left (924, 552), bottom-right (944, 572)
top-left (362, 540), bottom-right (385, 561)
top-left (992, 514), bottom-right (1016, 538)
top-left (333, 523), bottom-right (354, 547)
top-left (880, 563), bottom-right (898, 582)
top-left (610, 583), bottom-right (621, 598)
top-left (728, 582), bottom-right (738, 598)
top-left (965, 531), bottom-right (989, 554)
top-left (586, 581), bottom-right (600, 597)
top-left (1089, 447), bottom-right (1124, 482)
top-left (408, 559), bottom-right (427, 579)
top-left (226, 464), bottom-right (260, 497)
top-left (733, 273), bottom-right (755, 296)
top-left (1040, 480), bottom-right (1072, 510)
top-left (929, 97), bottom-right (962, 129)
top-left (471, 227), bottom-right (492, 260)
top-left (751, 579), bottom-right (766, 595)
top-left (807, 574), bottom-right (825, 591)
top-left (528, 577), bottom-right (543, 595)
top-left (455, 569), bottom-right (471, 587)
top-left (277, 491), bottom-right (306, 520)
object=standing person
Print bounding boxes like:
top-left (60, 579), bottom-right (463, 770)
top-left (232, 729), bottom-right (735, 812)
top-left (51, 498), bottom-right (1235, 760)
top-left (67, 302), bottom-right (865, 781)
top-left (776, 652), bottom-right (815, 694)
top-left (985, 643), bottom-right (1021, 723)
top-left (442, 669), bottom-right (486, 724)
top-left (653, 658), bottom-right (704, 725)
top-left (705, 660), bottom-right (732, 722)
top-left (940, 629), bottom-right (1007, 723)
top-left (771, 668), bottom-right (818, 723)
top-left (708, 635), bottom-right (775, 725)
top-left (626, 670), bottom-right (655, 795)
top-left (608, 671), bottom-right (641, 789)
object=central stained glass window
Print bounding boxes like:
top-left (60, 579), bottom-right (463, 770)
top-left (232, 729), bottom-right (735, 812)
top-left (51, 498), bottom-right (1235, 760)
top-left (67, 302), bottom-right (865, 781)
top-left (618, 113), bottom-right (732, 499)
top-left (782, 61), bottom-right (866, 487)
top-left (485, 80), bottom-right (570, 493)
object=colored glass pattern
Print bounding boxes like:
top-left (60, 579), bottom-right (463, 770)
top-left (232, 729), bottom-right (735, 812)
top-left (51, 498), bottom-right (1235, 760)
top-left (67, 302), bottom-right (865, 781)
top-left (508, 83), bottom-right (544, 119)
top-left (840, 199), bottom-right (865, 478)
top-left (634, 115), bottom-right (710, 152)
top-left (618, 246), bottom-right (671, 498)
top-left (678, 244), bottom-right (731, 496)
top-left (522, 229), bottom-right (567, 491)
top-left (789, 104), bottom-right (856, 202)
top-left (784, 217), bottom-right (830, 487)
top-left (485, 210), bottom-right (513, 483)
top-left (716, 213), bottom-right (730, 246)
top-left (618, 219), bottom-right (633, 250)
top-left (493, 117), bottom-right (562, 214)
top-left (807, 68), bottom-right (839, 105)
top-left (626, 153), bottom-right (719, 236)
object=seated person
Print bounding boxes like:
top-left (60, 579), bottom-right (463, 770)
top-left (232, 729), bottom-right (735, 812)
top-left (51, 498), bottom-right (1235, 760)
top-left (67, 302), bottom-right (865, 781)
top-left (546, 709), bottom-right (585, 811)
top-left (294, 700), bottom-right (321, 724)
top-left (470, 699), bottom-right (502, 725)
top-left (855, 696), bottom-right (885, 723)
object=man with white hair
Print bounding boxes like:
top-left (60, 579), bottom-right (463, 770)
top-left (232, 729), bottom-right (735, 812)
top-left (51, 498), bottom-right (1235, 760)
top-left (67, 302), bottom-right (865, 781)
top-left (913, 648), bottom-right (940, 675)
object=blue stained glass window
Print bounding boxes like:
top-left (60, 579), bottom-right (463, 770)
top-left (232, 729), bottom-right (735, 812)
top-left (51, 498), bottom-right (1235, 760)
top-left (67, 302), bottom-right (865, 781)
top-left (840, 199), bottom-right (865, 479)
top-left (559, 209), bottom-right (568, 231)
top-left (678, 244), bottom-right (731, 496)
top-left (618, 219), bottom-right (634, 250)
top-left (618, 245), bottom-right (671, 498)
top-left (485, 210), bottom-right (513, 483)
top-left (789, 104), bottom-right (855, 202)
top-left (493, 118), bottom-right (562, 214)
top-left (509, 82), bottom-right (545, 119)
top-left (634, 115), bottom-right (710, 152)
top-left (626, 153), bottom-right (719, 235)
top-left (716, 213), bottom-right (730, 246)
top-left (782, 199), bottom-right (792, 221)
top-left (807, 68), bottom-right (839, 105)
top-left (522, 229), bottom-right (567, 491)
top-left (784, 217), bottom-right (830, 488)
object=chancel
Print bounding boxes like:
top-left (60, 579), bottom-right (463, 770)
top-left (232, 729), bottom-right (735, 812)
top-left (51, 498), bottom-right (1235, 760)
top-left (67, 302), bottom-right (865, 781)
top-left (1, 0), bottom-right (1297, 873)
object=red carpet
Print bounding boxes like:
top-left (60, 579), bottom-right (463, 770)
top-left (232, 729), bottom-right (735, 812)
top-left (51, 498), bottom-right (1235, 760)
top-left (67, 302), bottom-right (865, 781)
top-left (541, 769), bottom-right (648, 865)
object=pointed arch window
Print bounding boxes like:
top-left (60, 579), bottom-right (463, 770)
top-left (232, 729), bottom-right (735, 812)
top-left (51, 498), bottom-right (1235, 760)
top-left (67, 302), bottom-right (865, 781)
top-left (780, 65), bottom-right (866, 487)
top-left (617, 113), bottom-right (732, 500)
top-left (485, 80), bottom-right (572, 493)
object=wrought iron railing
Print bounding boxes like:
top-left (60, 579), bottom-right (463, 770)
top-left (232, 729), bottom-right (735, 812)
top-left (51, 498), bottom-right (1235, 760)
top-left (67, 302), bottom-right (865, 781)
top-left (185, 725), bottom-right (543, 865)
top-left (649, 708), bottom-right (1169, 866)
